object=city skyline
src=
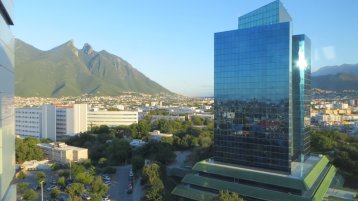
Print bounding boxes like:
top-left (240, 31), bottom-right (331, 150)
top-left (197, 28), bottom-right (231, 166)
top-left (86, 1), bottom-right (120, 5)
top-left (13, 0), bottom-right (358, 96)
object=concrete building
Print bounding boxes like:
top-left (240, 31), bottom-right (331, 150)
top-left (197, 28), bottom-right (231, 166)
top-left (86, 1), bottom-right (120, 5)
top-left (56, 104), bottom-right (87, 138)
top-left (0, 0), bottom-right (16, 200)
top-left (149, 130), bottom-right (173, 142)
top-left (87, 110), bottom-right (138, 127)
top-left (172, 1), bottom-right (335, 201)
top-left (151, 115), bottom-right (186, 122)
top-left (37, 142), bottom-right (88, 163)
top-left (15, 104), bottom-right (57, 141)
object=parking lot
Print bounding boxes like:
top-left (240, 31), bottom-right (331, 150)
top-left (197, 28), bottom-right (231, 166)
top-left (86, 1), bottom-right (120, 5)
top-left (16, 168), bottom-right (59, 201)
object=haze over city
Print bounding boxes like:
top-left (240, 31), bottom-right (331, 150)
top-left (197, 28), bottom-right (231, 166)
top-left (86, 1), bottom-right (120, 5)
top-left (14, 0), bottom-right (358, 96)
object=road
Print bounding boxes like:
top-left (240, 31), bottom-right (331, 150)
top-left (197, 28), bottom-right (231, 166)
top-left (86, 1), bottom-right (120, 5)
top-left (132, 177), bottom-right (144, 201)
top-left (109, 165), bottom-right (133, 201)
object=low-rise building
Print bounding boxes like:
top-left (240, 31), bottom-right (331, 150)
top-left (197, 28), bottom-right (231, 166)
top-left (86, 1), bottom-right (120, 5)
top-left (21, 160), bottom-right (50, 171)
top-left (87, 110), bottom-right (138, 127)
top-left (130, 139), bottom-right (146, 148)
top-left (149, 130), bottom-right (173, 141)
top-left (37, 142), bottom-right (88, 163)
top-left (151, 115), bottom-right (186, 122)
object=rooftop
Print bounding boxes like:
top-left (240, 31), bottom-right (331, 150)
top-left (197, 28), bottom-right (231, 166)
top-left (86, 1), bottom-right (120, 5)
top-left (192, 155), bottom-right (331, 191)
top-left (37, 143), bottom-right (87, 151)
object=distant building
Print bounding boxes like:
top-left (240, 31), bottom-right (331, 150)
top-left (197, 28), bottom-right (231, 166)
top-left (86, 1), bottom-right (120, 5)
top-left (87, 110), bottom-right (138, 127)
top-left (130, 139), bottom-right (146, 148)
top-left (151, 115), bottom-right (186, 122)
top-left (149, 130), bottom-right (173, 142)
top-left (21, 160), bottom-right (50, 171)
top-left (37, 142), bottom-right (88, 163)
top-left (56, 104), bottom-right (87, 138)
top-left (15, 104), bottom-right (57, 141)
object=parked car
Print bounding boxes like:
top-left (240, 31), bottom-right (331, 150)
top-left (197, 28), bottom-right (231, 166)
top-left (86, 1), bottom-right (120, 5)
top-left (46, 185), bottom-right (57, 191)
top-left (81, 193), bottom-right (91, 200)
top-left (102, 175), bottom-right (110, 181)
top-left (104, 180), bottom-right (111, 185)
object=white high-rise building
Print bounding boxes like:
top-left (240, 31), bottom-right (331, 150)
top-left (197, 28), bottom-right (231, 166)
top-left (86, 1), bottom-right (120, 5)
top-left (0, 0), bottom-right (16, 200)
top-left (15, 104), bottom-right (57, 141)
top-left (56, 104), bottom-right (87, 138)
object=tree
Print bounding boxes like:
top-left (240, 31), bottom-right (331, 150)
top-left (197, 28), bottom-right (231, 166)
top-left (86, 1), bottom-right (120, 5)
top-left (23, 189), bottom-right (38, 201)
top-left (36, 171), bottom-right (46, 185)
top-left (191, 116), bottom-right (204, 125)
top-left (142, 163), bottom-right (164, 201)
top-left (15, 137), bottom-right (44, 163)
top-left (17, 182), bottom-right (29, 193)
top-left (17, 171), bottom-right (27, 179)
top-left (132, 155), bottom-right (145, 173)
top-left (213, 191), bottom-right (243, 201)
top-left (58, 176), bottom-right (66, 189)
top-left (106, 138), bottom-right (131, 164)
top-left (71, 163), bottom-right (86, 176)
top-left (91, 176), bottom-right (109, 197)
top-left (67, 182), bottom-right (85, 199)
top-left (75, 172), bottom-right (94, 185)
top-left (98, 157), bottom-right (108, 168)
top-left (92, 125), bottom-right (110, 134)
top-left (50, 188), bottom-right (60, 199)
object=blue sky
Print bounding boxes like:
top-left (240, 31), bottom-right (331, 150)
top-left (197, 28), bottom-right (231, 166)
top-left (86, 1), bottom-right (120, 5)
top-left (13, 0), bottom-right (358, 97)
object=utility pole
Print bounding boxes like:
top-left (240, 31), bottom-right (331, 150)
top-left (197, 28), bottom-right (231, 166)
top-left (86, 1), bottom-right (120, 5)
top-left (69, 160), bottom-right (72, 180)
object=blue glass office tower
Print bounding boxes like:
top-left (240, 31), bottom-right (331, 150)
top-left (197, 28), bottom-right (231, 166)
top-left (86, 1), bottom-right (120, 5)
top-left (172, 2), bottom-right (336, 200)
top-left (214, 0), bottom-right (310, 172)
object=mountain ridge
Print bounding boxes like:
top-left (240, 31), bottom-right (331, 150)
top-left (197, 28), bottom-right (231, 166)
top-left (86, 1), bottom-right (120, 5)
top-left (313, 63), bottom-right (358, 76)
top-left (312, 63), bottom-right (358, 91)
top-left (15, 39), bottom-right (173, 97)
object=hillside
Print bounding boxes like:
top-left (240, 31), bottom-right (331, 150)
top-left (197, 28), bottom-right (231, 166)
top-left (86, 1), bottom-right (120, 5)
top-left (312, 63), bottom-right (358, 91)
top-left (15, 39), bottom-right (173, 97)
top-left (312, 63), bottom-right (358, 76)
top-left (312, 73), bottom-right (358, 91)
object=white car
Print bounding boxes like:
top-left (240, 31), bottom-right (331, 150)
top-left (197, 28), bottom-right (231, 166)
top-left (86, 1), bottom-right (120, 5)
top-left (46, 185), bottom-right (57, 191)
top-left (102, 175), bottom-right (110, 181)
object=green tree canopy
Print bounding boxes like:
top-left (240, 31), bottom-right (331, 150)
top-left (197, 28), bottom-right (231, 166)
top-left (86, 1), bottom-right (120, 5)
top-left (75, 172), bottom-right (94, 185)
top-left (15, 137), bottom-right (44, 163)
top-left (67, 182), bottom-right (85, 199)
top-left (213, 190), bottom-right (243, 201)
top-left (23, 189), bottom-right (38, 201)
top-left (91, 176), bottom-right (109, 197)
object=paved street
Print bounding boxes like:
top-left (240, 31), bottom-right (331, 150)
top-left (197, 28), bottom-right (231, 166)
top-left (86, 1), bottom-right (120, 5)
top-left (133, 177), bottom-right (144, 201)
top-left (109, 165), bottom-right (133, 201)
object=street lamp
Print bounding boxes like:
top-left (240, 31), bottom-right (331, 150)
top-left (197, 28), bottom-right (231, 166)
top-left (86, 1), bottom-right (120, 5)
top-left (69, 160), bottom-right (72, 180)
top-left (40, 180), bottom-right (44, 201)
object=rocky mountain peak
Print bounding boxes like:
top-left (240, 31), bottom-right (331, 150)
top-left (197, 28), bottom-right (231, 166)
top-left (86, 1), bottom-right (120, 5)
top-left (82, 43), bottom-right (94, 55)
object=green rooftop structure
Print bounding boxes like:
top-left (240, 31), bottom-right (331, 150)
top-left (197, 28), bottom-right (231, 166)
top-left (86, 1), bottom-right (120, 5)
top-left (172, 155), bottom-right (336, 201)
top-left (172, 1), bottom-right (336, 200)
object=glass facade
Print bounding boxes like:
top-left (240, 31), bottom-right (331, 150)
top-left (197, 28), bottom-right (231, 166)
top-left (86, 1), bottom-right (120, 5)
top-left (292, 35), bottom-right (311, 160)
top-left (0, 0), bottom-right (15, 200)
top-left (214, 0), bottom-right (310, 173)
